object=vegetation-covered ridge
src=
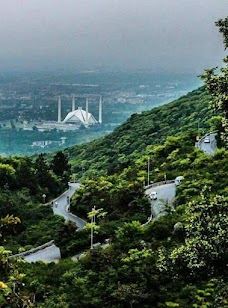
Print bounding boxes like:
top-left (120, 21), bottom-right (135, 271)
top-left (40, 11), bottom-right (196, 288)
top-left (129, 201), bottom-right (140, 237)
top-left (66, 87), bottom-right (216, 177)
top-left (0, 151), bottom-right (71, 254)
top-left (1, 88), bottom-right (227, 306)
top-left (0, 17), bottom-right (227, 308)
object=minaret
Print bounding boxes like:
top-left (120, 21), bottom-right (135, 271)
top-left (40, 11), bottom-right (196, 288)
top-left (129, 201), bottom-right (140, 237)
top-left (72, 95), bottom-right (75, 111)
top-left (86, 97), bottom-right (89, 124)
top-left (99, 96), bottom-right (102, 124)
top-left (58, 96), bottom-right (61, 123)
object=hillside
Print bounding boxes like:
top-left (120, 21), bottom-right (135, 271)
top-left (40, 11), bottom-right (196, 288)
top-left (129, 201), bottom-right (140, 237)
top-left (1, 16), bottom-right (228, 307)
top-left (66, 87), bottom-right (215, 176)
top-left (19, 86), bottom-right (227, 307)
top-left (1, 83), bottom-right (227, 307)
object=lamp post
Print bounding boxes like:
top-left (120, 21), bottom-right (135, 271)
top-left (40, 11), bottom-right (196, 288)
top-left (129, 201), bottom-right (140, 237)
top-left (42, 194), bottom-right (46, 204)
top-left (91, 206), bottom-right (96, 249)
top-left (67, 195), bottom-right (70, 212)
top-left (197, 117), bottom-right (201, 138)
top-left (147, 157), bottom-right (150, 186)
top-left (67, 182), bottom-right (72, 212)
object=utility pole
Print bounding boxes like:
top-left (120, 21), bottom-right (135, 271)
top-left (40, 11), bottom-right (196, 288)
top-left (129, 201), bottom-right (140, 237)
top-left (42, 194), bottom-right (46, 204)
top-left (198, 117), bottom-right (201, 136)
top-left (147, 157), bottom-right (150, 186)
top-left (91, 206), bottom-right (96, 249)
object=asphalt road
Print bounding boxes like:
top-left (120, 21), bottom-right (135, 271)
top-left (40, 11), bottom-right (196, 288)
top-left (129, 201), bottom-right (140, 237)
top-left (24, 182), bottom-right (86, 263)
top-left (24, 244), bottom-right (61, 263)
top-left (198, 133), bottom-right (217, 156)
top-left (53, 182), bottom-right (86, 230)
top-left (24, 182), bottom-right (176, 262)
top-left (146, 183), bottom-right (176, 218)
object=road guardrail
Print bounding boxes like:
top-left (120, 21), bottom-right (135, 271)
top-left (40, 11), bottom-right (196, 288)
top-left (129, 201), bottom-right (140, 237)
top-left (9, 240), bottom-right (54, 259)
top-left (145, 179), bottom-right (175, 190)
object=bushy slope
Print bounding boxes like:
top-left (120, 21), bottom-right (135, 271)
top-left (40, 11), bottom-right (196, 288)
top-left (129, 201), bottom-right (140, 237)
top-left (3, 85), bottom-right (228, 307)
top-left (66, 87), bottom-right (213, 176)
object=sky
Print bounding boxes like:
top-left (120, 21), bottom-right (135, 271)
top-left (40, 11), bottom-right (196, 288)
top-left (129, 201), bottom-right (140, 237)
top-left (0, 0), bottom-right (227, 72)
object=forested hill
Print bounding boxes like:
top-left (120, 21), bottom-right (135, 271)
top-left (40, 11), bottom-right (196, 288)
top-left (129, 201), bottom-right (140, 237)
top-left (66, 87), bottom-right (214, 176)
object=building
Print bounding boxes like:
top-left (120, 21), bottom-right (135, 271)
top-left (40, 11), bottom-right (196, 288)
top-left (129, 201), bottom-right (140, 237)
top-left (59, 96), bottom-right (102, 127)
top-left (22, 95), bottom-right (102, 132)
top-left (63, 107), bottom-right (97, 126)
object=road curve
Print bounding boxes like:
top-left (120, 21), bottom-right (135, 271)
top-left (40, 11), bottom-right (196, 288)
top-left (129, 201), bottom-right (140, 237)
top-left (53, 182), bottom-right (86, 229)
top-left (197, 132), bottom-right (217, 156)
top-left (24, 183), bottom-right (86, 263)
top-left (24, 182), bottom-right (176, 262)
top-left (146, 183), bottom-right (176, 218)
top-left (23, 244), bottom-right (61, 263)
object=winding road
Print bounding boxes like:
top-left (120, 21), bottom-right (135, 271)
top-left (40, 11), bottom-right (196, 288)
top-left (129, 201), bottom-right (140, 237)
top-left (145, 132), bottom-right (217, 223)
top-left (146, 182), bottom-right (176, 218)
top-left (21, 132), bottom-right (216, 263)
top-left (23, 183), bottom-right (86, 263)
top-left (197, 132), bottom-right (217, 156)
top-left (52, 182), bottom-right (86, 230)
top-left (23, 181), bottom-right (177, 262)
top-left (23, 244), bottom-right (61, 263)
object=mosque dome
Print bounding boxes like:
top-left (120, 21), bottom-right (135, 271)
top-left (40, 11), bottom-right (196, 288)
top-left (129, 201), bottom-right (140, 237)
top-left (63, 107), bottom-right (97, 125)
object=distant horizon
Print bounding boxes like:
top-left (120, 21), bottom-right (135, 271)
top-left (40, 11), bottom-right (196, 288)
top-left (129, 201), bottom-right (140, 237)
top-left (0, 66), bottom-right (213, 76)
top-left (0, 1), bottom-right (227, 73)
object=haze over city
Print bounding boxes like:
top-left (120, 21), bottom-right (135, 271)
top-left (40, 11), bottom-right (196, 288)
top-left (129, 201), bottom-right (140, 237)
top-left (0, 0), bottom-right (227, 72)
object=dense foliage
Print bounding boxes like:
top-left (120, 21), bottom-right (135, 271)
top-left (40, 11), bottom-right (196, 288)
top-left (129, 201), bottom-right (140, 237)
top-left (16, 128), bottom-right (227, 307)
top-left (1, 17), bottom-right (228, 308)
top-left (66, 86), bottom-right (215, 177)
top-left (0, 151), bottom-right (70, 253)
top-left (200, 17), bottom-right (228, 148)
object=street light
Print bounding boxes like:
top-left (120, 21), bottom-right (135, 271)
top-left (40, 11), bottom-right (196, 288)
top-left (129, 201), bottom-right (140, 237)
top-left (197, 117), bottom-right (201, 141)
top-left (91, 206), bottom-right (96, 249)
top-left (198, 117), bottom-right (201, 133)
top-left (67, 196), bottom-right (70, 212)
top-left (147, 157), bottom-right (151, 186)
top-left (42, 194), bottom-right (46, 204)
top-left (67, 182), bottom-right (71, 212)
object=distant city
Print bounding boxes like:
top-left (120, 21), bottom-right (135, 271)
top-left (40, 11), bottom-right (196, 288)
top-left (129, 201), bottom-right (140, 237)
top-left (0, 71), bottom-right (202, 155)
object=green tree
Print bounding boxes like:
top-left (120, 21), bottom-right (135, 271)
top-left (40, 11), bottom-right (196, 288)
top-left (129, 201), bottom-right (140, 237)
top-left (34, 153), bottom-right (60, 198)
top-left (115, 221), bottom-right (144, 251)
top-left (0, 163), bottom-right (16, 188)
top-left (0, 215), bottom-right (34, 307)
top-left (51, 151), bottom-right (71, 183)
top-left (34, 154), bottom-right (50, 186)
top-left (54, 221), bottom-right (78, 257)
top-left (158, 193), bottom-right (228, 279)
top-left (200, 17), bottom-right (228, 147)
top-left (15, 157), bottom-right (37, 194)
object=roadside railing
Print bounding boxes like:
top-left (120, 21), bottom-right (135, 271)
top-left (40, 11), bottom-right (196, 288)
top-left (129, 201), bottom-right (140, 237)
top-left (196, 131), bottom-right (217, 150)
top-left (145, 179), bottom-right (175, 190)
top-left (9, 240), bottom-right (54, 259)
top-left (11, 180), bottom-right (175, 260)
top-left (10, 183), bottom-right (84, 260)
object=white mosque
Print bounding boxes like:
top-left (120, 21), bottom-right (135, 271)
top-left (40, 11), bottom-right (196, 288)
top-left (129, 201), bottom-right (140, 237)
top-left (24, 96), bottom-right (103, 132)
top-left (60, 96), bottom-right (102, 126)
top-left (63, 107), bottom-right (97, 125)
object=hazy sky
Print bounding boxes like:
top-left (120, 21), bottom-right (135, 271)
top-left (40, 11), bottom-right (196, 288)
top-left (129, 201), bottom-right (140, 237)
top-left (0, 0), bottom-right (227, 72)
